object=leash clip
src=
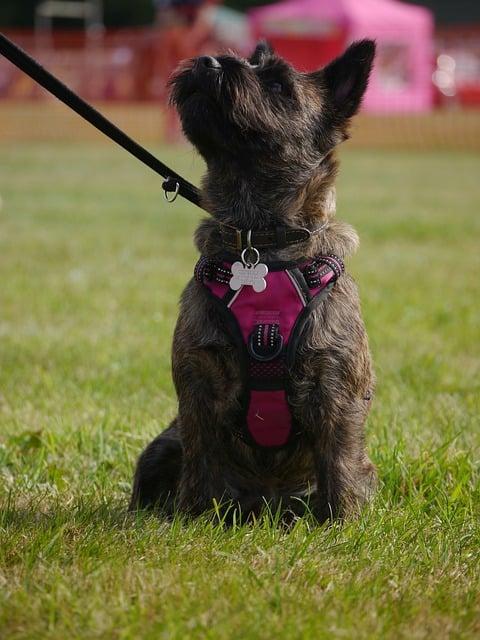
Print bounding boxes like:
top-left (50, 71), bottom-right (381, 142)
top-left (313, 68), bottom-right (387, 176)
top-left (162, 177), bottom-right (180, 203)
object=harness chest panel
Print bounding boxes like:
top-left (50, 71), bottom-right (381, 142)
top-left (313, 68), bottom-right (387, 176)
top-left (195, 255), bottom-right (344, 448)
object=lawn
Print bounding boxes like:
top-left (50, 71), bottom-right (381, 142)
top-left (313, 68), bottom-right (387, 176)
top-left (0, 143), bottom-right (479, 639)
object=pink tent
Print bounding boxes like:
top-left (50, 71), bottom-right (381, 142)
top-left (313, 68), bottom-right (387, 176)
top-left (249, 0), bottom-right (434, 112)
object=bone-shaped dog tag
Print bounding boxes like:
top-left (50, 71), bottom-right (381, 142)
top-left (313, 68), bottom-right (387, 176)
top-left (229, 261), bottom-right (268, 293)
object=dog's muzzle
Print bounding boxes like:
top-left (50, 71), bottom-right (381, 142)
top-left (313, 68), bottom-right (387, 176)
top-left (194, 56), bottom-right (222, 76)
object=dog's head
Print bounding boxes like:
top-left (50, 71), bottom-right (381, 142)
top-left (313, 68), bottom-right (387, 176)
top-left (169, 40), bottom-right (375, 167)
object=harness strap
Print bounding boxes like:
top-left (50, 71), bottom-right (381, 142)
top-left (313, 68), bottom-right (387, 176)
top-left (195, 255), bottom-right (344, 291)
top-left (195, 254), bottom-right (344, 448)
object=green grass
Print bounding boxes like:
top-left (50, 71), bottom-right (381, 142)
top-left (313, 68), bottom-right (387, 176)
top-left (0, 144), bottom-right (479, 639)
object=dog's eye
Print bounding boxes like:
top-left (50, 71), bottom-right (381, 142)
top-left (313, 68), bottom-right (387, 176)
top-left (269, 82), bottom-right (283, 94)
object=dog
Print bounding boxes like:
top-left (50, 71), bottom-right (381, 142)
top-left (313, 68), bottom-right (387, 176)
top-left (130, 40), bottom-right (377, 522)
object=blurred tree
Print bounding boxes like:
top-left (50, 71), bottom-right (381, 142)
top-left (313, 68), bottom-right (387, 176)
top-left (103, 0), bottom-right (154, 26)
top-left (224, 0), bottom-right (272, 11)
top-left (404, 0), bottom-right (480, 25)
top-left (0, 0), bottom-right (154, 28)
top-left (3, 0), bottom-right (477, 28)
top-left (0, 0), bottom-right (37, 27)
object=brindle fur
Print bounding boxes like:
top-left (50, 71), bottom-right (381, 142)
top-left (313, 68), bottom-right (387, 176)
top-left (130, 40), bottom-right (377, 521)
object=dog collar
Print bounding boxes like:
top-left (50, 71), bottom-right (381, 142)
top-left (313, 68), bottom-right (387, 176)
top-left (219, 221), bottom-right (328, 252)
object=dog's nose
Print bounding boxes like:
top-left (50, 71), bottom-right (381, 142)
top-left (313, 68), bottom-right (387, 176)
top-left (196, 56), bottom-right (221, 71)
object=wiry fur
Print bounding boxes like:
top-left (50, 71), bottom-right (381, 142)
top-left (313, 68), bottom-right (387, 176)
top-left (130, 40), bottom-right (377, 522)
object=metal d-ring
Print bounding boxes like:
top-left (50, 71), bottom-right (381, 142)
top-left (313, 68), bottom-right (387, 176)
top-left (241, 229), bottom-right (259, 267)
top-left (241, 245), bottom-right (260, 268)
top-left (163, 180), bottom-right (180, 203)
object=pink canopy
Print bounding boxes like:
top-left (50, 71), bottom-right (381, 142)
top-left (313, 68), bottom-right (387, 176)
top-left (249, 0), bottom-right (434, 112)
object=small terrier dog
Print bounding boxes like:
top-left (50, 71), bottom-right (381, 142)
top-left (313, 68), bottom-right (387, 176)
top-left (130, 40), bottom-right (377, 522)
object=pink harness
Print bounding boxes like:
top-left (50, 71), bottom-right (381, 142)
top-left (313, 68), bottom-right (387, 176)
top-left (195, 254), bottom-right (344, 447)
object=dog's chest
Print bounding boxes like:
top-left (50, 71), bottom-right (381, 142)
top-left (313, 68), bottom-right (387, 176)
top-left (195, 254), bottom-right (344, 449)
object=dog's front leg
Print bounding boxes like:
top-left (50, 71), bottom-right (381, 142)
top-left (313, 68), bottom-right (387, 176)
top-left (176, 412), bottom-right (229, 516)
top-left (174, 349), bottom-right (237, 516)
top-left (311, 422), bottom-right (376, 522)
top-left (311, 442), bottom-right (347, 522)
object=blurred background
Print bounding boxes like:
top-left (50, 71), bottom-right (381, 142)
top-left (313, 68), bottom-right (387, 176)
top-left (0, 12), bottom-right (479, 622)
top-left (1, 0), bottom-right (479, 148)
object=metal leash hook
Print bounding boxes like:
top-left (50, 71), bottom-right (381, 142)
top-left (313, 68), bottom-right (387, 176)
top-left (162, 177), bottom-right (180, 203)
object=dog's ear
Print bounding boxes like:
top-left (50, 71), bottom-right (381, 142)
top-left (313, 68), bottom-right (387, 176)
top-left (249, 40), bottom-right (274, 66)
top-left (314, 40), bottom-right (376, 120)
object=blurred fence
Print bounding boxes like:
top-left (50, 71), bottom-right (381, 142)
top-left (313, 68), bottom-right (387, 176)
top-left (0, 29), bottom-right (167, 101)
top-left (0, 27), bottom-right (479, 150)
top-left (1, 100), bottom-right (480, 152)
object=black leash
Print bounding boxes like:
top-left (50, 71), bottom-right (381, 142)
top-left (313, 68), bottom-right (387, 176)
top-left (0, 32), bottom-right (203, 210)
